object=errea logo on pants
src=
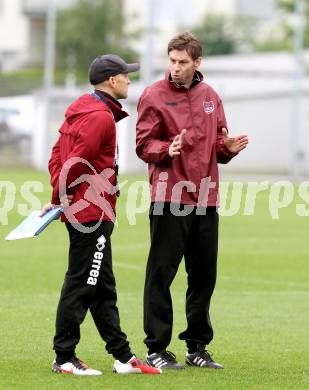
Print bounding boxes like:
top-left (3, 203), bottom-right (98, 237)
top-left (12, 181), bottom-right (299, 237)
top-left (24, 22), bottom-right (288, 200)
top-left (87, 235), bottom-right (106, 286)
top-left (96, 235), bottom-right (106, 251)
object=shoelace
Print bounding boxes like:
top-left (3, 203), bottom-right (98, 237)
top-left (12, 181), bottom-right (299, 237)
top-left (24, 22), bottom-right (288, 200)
top-left (197, 349), bottom-right (213, 362)
top-left (161, 350), bottom-right (177, 362)
top-left (70, 357), bottom-right (89, 370)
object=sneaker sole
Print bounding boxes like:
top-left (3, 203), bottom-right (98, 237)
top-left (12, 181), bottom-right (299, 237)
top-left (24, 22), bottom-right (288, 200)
top-left (52, 365), bottom-right (102, 375)
top-left (113, 368), bottom-right (162, 374)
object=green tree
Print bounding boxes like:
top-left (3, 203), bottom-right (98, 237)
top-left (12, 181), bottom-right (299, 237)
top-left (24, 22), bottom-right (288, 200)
top-left (192, 14), bottom-right (236, 56)
top-left (278, 0), bottom-right (298, 13)
top-left (279, 0), bottom-right (309, 47)
top-left (56, 0), bottom-right (138, 81)
top-left (191, 13), bottom-right (258, 56)
top-left (255, 0), bottom-right (309, 52)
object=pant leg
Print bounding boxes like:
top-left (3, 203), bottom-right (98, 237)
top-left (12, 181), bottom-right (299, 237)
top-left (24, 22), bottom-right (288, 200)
top-left (53, 221), bottom-right (130, 360)
top-left (178, 207), bottom-right (219, 348)
top-left (89, 230), bottom-right (130, 360)
top-left (144, 203), bottom-right (193, 353)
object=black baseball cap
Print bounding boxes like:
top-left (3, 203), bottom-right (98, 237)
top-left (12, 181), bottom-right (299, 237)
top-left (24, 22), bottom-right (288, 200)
top-left (89, 54), bottom-right (140, 85)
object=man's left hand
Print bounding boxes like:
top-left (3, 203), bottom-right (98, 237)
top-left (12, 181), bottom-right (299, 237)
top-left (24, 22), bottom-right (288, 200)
top-left (39, 195), bottom-right (73, 217)
top-left (222, 128), bottom-right (249, 154)
top-left (39, 202), bottom-right (55, 217)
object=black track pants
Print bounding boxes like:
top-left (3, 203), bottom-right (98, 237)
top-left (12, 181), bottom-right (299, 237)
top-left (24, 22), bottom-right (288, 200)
top-left (144, 204), bottom-right (218, 353)
top-left (53, 221), bottom-right (131, 361)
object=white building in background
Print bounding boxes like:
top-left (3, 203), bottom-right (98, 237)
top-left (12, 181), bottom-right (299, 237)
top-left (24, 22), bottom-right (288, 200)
top-left (0, 0), bottom-right (28, 72)
top-left (0, 0), bottom-right (74, 72)
top-left (203, 0), bottom-right (276, 17)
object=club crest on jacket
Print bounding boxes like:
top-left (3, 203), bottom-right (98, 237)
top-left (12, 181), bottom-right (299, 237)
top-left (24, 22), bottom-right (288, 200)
top-left (203, 101), bottom-right (215, 114)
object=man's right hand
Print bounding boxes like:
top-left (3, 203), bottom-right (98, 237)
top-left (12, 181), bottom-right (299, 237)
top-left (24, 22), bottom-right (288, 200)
top-left (60, 194), bottom-right (74, 208)
top-left (169, 129), bottom-right (186, 158)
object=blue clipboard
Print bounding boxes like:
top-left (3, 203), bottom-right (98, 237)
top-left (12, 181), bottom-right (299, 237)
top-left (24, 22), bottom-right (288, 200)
top-left (5, 207), bottom-right (63, 240)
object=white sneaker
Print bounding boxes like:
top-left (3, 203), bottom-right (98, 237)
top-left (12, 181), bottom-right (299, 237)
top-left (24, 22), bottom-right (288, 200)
top-left (113, 356), bottom-right (162, 374)
top-left (52, 356), bottom-right (102, 376)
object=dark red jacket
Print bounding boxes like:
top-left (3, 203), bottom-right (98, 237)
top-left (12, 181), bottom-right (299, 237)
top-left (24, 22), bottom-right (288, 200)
top-left (136, 72), bottom-right (237, 207)
top-left (48, 91), bottom-right (128, 223)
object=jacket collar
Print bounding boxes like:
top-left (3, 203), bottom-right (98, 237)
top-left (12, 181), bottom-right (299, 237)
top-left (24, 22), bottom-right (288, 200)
top-left (94, 89), bottom-right (128, 122)
top-left (165, 70), bottom-right (204, 91)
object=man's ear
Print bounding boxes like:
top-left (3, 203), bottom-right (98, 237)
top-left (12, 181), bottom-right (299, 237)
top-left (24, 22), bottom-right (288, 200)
top-left (108, 76), bottom-right (116, 89)
top-left (194, 56), bottom-right (202, 70)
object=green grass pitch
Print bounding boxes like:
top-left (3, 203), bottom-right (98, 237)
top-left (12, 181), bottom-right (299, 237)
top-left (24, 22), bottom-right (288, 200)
top-left (1, 169), bottom-right (308, 389)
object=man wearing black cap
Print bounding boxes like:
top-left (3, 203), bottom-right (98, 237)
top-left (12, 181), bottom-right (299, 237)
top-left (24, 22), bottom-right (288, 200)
top-left (41, 54), bottom-right (161, 376)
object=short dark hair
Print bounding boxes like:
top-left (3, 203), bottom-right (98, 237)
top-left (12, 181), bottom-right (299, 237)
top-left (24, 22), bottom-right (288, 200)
top-left (167, 32), bottom-right (202, 60)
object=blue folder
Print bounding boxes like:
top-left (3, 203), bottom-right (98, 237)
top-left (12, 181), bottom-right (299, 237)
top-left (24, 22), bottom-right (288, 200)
top-left (5, 207), bottom-right (63, 240)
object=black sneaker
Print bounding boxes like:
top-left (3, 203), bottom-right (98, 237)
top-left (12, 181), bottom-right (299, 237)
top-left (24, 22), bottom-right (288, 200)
top-left (52, 356), bottom-right (102, 375)
top-left (185, 349), bottom-right (224, 369)
top-left (146, 350), bottom-right (184, 369)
